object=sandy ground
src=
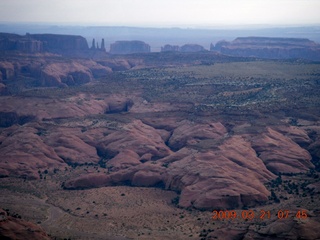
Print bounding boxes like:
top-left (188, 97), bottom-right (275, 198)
top-left (1, 167), bottom-right (319, 240)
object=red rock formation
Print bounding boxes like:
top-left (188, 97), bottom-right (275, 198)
top-left (43, 131), bottom-right (100, 165)
top-left (168, 120), bottom-right (227, 150)
top-left (162, 136), bottom-right (275, 209)
top-left (63, 173), bottom-right (113, 189)
top-left (40, 62), bottom-right (93, 87)
top-left (0, 124), bottom-right (66, 179)
top-left (104, 98), bottom-right (134, 114)
top-left (64, 132), bottom-right (276, 210)
top-left (274, 125), bottom-right (312, 147)
top-left (0, 209), bottom-right (51, 240)
top-left (107, 150), bottom-right (141, 171)
top-left (0, 94), bottom-right (129, 120)
top-left (96, 120), bottom-right (172, 159)
top-left (78, 59), bottom-right (112, 78)
top-left (251, 128), bottom-right (313, 174)
top-left (61, 118), bottom-right (318, 210)
top-left (98, 59), bottom-right (132, 71)
top-left (0, 57), bottom-right (113, 87)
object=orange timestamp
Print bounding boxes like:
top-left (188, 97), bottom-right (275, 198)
top-left (212, 209), bottom-right (308, 220)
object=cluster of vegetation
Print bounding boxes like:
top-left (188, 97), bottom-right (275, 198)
top-left (116, 62), bottom-right (320, 118)
top-left (3, 209), bottom-right (22, 219)
top-left (266, 170), bottom-right (318, 204)
top-left (198, 228), bottom-right (215, 240)
top-left (37, 169), bottom-right (48, 179)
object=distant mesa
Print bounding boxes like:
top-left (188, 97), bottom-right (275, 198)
top-left (211, 37), bottom-right (320, 61)
top-left (161, 44), bottom-right (180, 52)
top-left (0, 33), bottom-right (43, 53)
top-left (180, 44), bottom-right (205, 52)
top-left (161, 44), bottom-right (206, 52)
top-left (109, 40), bottom-right (151, 54)
top-left (30, 33), bottom-right (89, 53)
top-left (0, 32), bottom-right (89, 54)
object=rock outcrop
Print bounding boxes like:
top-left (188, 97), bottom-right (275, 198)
top-left (251, 128), bottom-right (313, 174)
top-left (168, 120), bottom-right (227, 150)
top-left (0, 85), bottom-right (317, 210)
top-left (0, 209), bottom-right (51, 240)
top-left (40, 62), bottom-right (93, 87)
top-left (0, 61), bottom-right (15, 80)
top-left (180, 44), bottom-right (205, 52)
top-left (96, 120), bottom-right (172, 160)
top-left (161, 44), bottom-right (180, 52)
top-left (0, 57), bottom-right (115, 87)
top-left (0, 32), bottom-right (89, 54)
top-left (43, 131), bottom-right (100, 166)
top-left (63, 133), bottom-right (277, 209)
top-left (30, 33), bottom-right (89, 53)
top-left (0, 33), bottom-right (43, 53)
top-left (62, 118), bottom-right (317, 210)
top-left (0, 125), bottom-right (66, 179)
top-left (160, 44), bottom-right (206, 52)
top-left (110, 40), bottom-right (151, 54)
top-left (211, 37), bottom-right (320, 61)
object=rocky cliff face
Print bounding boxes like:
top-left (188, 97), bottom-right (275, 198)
top-left (161, 44), bottom-right (180, 52)
top-left (161, 44), bottom-right (206, 53)
top-left (110, 40), bottom-right (150, 54)
top-left (0, 62), bottom-right (15, 80)
top-left (30, 34), bottom-right (89, 53)
top-left (180, 44), bottom-right (205, 52)
top-left (211, 37), bottom-right (320, 61)
top-left (0, 33), bottom-right (88, 54)
top-left (0, 33), bottom-right (43, 53)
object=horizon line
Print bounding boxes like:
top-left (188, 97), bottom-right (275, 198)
top-left (1, 21), bottom-right (320, 30)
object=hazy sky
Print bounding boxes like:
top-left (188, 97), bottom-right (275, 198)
top-left (0, 0), bottom-right (319, 27)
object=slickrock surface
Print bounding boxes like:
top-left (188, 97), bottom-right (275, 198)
top-left (40, 62), bottom-right (93, 87)
top-left (61, 121), bottom-right (315, 210)
top-left (96, 120), bottom-right (172, 159)
top-left (0, 124), bottom-right (66, 179)
top-left (0, 209), bottom-right (51, 240)
top-left (251, 128), bottom-right (313, 174)
top-left (0, 89), bottom-right (317, 209)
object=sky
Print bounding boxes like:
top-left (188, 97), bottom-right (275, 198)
top-left (0, 0), bottom-right (320, 27)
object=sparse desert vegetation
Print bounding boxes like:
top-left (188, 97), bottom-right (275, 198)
top-left (1, 44), bottom-right (320, 239)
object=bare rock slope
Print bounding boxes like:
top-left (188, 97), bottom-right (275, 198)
top-left (62, 119), bottom-right (314, 210)
top-left (0, 209), bottom-right (51, 240)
